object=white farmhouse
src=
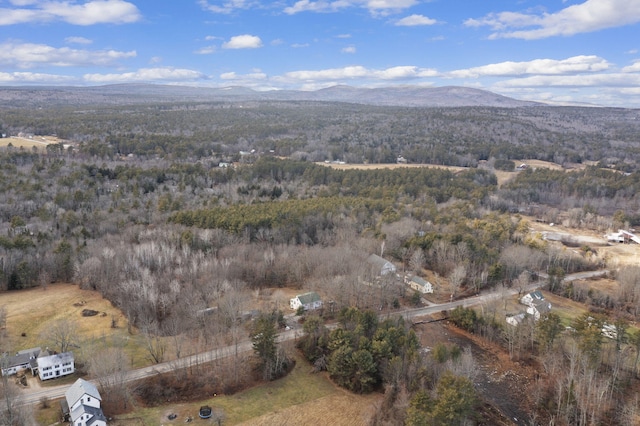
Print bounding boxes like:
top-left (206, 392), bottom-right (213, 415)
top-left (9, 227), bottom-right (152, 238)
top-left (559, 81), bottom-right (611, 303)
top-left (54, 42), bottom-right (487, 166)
top-left (520, 291), bottom-right (551, 321)
top-left (290, 292), bottom-right (323, 311)
top-left (63, 378), bottom-right (107, 426)
top-left (37, 351), bottom-right (75, 381)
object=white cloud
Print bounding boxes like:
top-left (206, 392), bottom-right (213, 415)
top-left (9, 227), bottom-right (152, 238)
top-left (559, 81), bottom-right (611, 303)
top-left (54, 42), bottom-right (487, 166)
top-left (291, 43), bottom-right (309, 48)
top-left (466, 0), bottom-right (640, 40)
top-left (493, 72), bottom-right (640, 88)
top-left (0, 71), bottom-right (74, 84)
top-left (0, 42), bottom-right (136, 68)
top-left (220, 70), bottom-right (267, 80)
top-left (222, 34), bottom-right (263, 49)
top-left (83, 67), bottom-right (205, 83)
top-left (0, 0), bottom-right (141, 26)
top-left (395, 14), bottom-right (437, 26)
top-left (284, 0), bottom-right (417, 15)
top-left (199, 0), bottom-right (257, 14)
top-left (65, 36), bottom-right (93, 45)
top-left (622, 60), bottom-right (640, 72)
top-left (341, 46), bottom-right (356, 53)
top-left (195, 46), bottom-right (217, 55)
top-left (448, 56), bottom-right (611, 78)
top-left (281, 65), bottom-right (437, 82)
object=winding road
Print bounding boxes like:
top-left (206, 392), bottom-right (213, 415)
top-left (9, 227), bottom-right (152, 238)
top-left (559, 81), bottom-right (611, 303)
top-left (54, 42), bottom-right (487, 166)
top-left (15, 269), bottom-right (608, 407)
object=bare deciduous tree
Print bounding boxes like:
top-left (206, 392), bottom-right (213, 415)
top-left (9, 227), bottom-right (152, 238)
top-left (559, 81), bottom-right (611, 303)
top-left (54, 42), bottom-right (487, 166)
top-left (448, 264), bottom-right (467, 297)
top-left (43, 319), bottom-right (78, 353)
top-left (89, 346), bottom-right (131, 412)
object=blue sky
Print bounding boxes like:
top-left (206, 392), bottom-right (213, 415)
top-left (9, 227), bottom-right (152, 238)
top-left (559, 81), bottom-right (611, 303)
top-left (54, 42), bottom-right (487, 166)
top-left (1, 0), bottom-right (640, 107)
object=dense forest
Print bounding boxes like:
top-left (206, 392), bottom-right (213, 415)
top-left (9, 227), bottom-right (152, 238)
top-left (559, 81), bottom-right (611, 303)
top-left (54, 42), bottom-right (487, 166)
top-left (2, 99), bottom-right (640, 425)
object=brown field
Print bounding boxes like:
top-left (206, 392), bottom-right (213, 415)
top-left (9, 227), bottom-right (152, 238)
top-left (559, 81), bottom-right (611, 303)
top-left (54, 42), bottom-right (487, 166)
top-left (112, 351), bottom-right (381, 426)
top-left (1, 283), bottom-right (128, 349)
top-left (0, 136), bottom-right (62, 150)
top-left (315, 162), bottom-right (467, 172)
top-left (314, 160), bottom-right (576, 188)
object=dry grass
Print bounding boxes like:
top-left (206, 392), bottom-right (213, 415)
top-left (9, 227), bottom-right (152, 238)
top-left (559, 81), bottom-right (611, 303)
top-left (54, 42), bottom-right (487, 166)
top-left (240, 391), bottom-right (379, 426)
top-left (0, 283), bottom-right (149, 368)
top-left (0, 136), bottom-right (60, 150)
top-left (315, 162), bottom-right (467, 172)
top-left (112, 352), bottom-right (381, 426)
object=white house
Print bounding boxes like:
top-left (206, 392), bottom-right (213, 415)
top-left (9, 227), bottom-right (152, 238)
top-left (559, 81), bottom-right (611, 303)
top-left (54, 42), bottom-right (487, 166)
top-left (520, 291), bottom-right (551, 321)
top-left (520, 290), bottom-right (545, 307)
top-left (37, 351), bottom-right (75, 381)
top-left (0, 347), bottom-right (41, 376)
top-left (406, 275), bottom-right (433, 294)
top-left (290, 292), bottom-right (323, 311)
top-left (506, 313), bottom-right (527, 327)
top-left (64, 378), bottom-right (107, 426)
top-left (366, 254), bottom-right (396, 276)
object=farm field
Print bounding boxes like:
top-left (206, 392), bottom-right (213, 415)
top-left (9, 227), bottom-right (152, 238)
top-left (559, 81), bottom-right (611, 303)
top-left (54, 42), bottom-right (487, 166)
top-left (111, 351), bottom-right (380, 426)
top-left (0, 136), bottom-right (61, 150)
top-left (315, 158), bottom-right (589, 188)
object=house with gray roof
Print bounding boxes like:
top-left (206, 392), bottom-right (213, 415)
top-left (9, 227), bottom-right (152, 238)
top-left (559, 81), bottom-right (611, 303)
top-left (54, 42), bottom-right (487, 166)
top-left (366, 254), bottom-right (396, 276)
top-left (406, 275), bottom-right (433, 294)
top-left (64, 378), bottom-right (107, 426)
top-left (520, 290), bottom-right (551, 321)
top-left (0, 347), bottom-right (41, 376)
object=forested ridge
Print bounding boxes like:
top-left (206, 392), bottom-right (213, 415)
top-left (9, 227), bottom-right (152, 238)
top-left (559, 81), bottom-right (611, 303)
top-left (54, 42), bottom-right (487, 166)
top-left (2, 100), bottom-right (640, 425)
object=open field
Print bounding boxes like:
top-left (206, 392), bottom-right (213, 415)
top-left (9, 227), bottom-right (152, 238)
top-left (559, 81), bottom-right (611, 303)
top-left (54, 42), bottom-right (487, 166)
top-left (0, 136), bottom-right (63, 150)
top-left (315, 161), bottom-right (467, 172)
top-left (314, 159), bottom-right (582, 188)
top-left (1, 283), bottom-right (127, 349)
top-left (0, 283), bottom-right (153, 369)
top-left (111, 352), bottom-right (380, 426)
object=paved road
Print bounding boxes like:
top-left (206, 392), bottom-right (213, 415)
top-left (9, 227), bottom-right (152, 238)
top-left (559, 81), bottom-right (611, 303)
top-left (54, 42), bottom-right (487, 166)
top-left (16, 269), bottom-right (606, 406)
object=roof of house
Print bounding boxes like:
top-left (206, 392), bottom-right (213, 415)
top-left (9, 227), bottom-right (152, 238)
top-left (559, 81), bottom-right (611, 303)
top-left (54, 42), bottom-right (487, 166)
top-left (366, 254), bottom-right (394, 270)
top-left (410, 276), bottom-right (431, 288)
top-left (531, 299), bottom-right (551, 314)
top-left (70, 403), bottom-right (107, 425)
top-left (506, 313), bottom-right (527, 325)
top-left (1, 347), bottom-right (41, 369)
top-left (65, 378), bottom-right (101, 408)
top-left (37, 351), bottom-right (74, 370)
top-left (296, 292), bottom-right (321, 305)
top-left (526, 291), bottom-right (544, 301)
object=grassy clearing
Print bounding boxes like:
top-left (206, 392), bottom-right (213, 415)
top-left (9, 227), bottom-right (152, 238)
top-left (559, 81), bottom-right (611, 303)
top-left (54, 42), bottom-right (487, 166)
top-left (0, 283), bottom-right (149, 368)
top-left (538, 290), bottom-right (589, 326)
top-left (315, 162), bottom-right (467, 172)
top-left (0, 136), bottom-right (54, 150)
top-left (112, 352), bottom-right (380, 426)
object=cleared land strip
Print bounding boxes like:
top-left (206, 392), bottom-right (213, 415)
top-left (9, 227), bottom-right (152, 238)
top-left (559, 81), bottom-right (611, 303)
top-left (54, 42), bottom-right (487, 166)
top-left (17, 270), bottom-right (603, 407)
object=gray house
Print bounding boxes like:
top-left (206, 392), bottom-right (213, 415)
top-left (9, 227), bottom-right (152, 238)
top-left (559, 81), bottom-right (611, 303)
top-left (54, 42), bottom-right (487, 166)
top-left (0, 347), bottom-right (41, 376)
top-left (366, 254), bottom-right (397, 276)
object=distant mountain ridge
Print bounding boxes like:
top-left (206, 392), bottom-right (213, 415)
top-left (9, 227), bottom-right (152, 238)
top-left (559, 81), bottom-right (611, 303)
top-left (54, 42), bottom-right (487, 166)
top-left (0, 84), bottom-right (541, 108)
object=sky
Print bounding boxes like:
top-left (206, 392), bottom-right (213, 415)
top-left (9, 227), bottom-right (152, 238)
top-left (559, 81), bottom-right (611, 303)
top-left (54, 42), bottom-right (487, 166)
top-left (1, 0), bottom-right (640, 107)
